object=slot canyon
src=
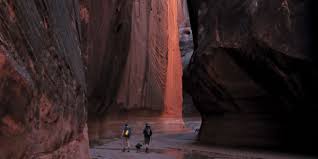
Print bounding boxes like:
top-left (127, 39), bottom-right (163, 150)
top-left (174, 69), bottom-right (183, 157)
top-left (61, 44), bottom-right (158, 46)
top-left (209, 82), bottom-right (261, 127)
top-left (0, 0), bottom-right (317, 159)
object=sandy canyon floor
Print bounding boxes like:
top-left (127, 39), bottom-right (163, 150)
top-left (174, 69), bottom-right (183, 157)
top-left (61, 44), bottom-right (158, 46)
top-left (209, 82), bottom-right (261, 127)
top-left (90, 118), bottom-right (315, 159)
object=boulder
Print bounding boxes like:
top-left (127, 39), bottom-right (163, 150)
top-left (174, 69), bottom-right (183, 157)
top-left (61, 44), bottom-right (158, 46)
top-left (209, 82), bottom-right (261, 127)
top-left (185, 0), bottom-right (318, 153)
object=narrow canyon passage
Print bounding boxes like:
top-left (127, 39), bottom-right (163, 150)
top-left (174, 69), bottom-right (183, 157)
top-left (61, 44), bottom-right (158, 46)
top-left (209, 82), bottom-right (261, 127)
top-left (84, 0), bottom-right (186, 141)
top-left (0, 0), bottom-right (317, 159)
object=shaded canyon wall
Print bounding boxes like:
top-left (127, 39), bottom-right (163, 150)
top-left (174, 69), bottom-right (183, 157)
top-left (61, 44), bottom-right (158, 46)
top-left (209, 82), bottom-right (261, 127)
top-left (177, 0), bottom-right (198, 115)
top-left (0, 0), bottom-right (89, 158)
top-left (185, 0), bottom-right (318, 153)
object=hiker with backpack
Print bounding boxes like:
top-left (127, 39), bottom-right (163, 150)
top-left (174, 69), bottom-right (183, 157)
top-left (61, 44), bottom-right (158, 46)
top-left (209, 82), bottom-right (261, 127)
top-left (121, 123), bottom-right (131, 152)
top-left (143, 123), bottom-right (152, 153)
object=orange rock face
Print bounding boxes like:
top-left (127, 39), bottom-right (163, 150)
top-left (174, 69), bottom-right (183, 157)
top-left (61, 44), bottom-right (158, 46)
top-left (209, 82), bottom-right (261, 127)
top-left (164, 0), bottom-right (183, 117)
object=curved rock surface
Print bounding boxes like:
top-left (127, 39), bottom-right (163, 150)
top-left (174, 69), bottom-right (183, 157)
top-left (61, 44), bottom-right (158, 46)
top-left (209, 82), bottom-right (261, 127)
top-left (185, 0), bottom-right (318, 153)
top-left (0, 0), bottom-right (89, 158)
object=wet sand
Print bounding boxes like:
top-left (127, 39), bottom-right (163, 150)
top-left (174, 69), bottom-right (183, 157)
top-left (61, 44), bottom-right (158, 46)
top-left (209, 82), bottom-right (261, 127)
top-left (90, 118), bottom-right (315, 159)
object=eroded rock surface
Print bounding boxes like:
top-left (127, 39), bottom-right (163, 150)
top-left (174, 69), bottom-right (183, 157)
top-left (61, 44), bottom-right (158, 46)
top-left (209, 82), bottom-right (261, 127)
top-left (185, 0), bottom-right (318, 152)
top-left (0, 1), bottom-right (89, 158)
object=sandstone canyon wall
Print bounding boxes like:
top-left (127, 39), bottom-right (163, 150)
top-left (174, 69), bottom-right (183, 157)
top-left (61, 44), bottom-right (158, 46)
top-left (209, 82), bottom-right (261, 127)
top-left (0, 0), bottom-right (184, 156)
top-left (177, 0), bottom-right (198, 116)
top-left (185, 0), bottom-right (318, 153)
top-left (83, 0), bottom-right (183, 139)
top-left (3, 0), bottom-right (316, 157)
top-left (177, 0), bottom-right (190, 27)
top-left (116, 0), bottom-right (182, 117)
top-left (84, 0), bottom-right (133, 117)
top-left (0, 0), bottom-right (89, 158)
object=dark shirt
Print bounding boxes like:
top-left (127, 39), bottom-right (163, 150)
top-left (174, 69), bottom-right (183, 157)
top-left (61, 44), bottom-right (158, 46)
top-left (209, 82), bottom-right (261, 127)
top-left (143, 126), bottom-right (152, 138)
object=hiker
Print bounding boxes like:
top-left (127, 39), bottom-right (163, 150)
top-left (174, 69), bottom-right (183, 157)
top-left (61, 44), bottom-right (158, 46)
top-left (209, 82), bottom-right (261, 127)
top-left (121, 123), bottom-right (131, 152)
top-left (143, 123), bottom-right (152, 153)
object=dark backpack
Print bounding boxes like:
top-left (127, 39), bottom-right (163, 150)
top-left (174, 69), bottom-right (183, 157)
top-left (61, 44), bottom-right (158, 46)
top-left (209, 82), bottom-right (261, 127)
top-left (144, 127), bottom-right (152, 137)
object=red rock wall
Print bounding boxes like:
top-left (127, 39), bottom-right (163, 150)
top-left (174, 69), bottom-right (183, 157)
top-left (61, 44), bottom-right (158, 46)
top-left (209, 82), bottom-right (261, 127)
top-left (116, 0), bottom-right (182, 117)
top-left (116, 0), bottom-right (168, 112)
top-left (185, 0), bottom-right (318, 153)
top-left (0, 0), bottom-right (89, 158)
top-left (84, 0), bottom-right (183, 139)
top-left (85, 0), bottom-right (182, 117)
top-left (117, 0), bottom-right (183, 117)
top-left (0, 0), bottom-right (185, 157)
top-left (177, 0), bottom-right (190, 27)
top-left (84, 0), bottom-right (133, 116)
top-left (164, 0), bottom-right (183, 117)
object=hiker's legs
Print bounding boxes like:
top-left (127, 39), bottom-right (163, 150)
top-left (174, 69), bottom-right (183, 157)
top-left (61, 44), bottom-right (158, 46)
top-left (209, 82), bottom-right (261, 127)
top-left (145, 143), bottom-right (149, 152)
top-left (125, 137), bottom-right (130, 152)
top-left (122, 137), bottom-right (129, 151)
top-left (144, 137), bottom-right (150, 152)
top-left (122, 138), bottom-right (125, 151)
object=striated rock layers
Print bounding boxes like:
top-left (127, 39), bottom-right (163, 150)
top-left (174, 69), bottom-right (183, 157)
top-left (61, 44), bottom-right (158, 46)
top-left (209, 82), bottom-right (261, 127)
top-left (83, 0), bottom-right (183, 139)
top-left (0, 0), bottom-right (89, 159)
top-left (185, 0), bottom-right (318, 153)
top-left (116, 0), bottom-right (182, 116)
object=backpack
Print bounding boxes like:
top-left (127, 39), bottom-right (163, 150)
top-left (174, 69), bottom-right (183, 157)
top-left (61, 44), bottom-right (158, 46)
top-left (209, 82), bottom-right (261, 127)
top-left (145, 127), bottom-right (152, 137)
top-left (123, 128), bottom-right (130, 137)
